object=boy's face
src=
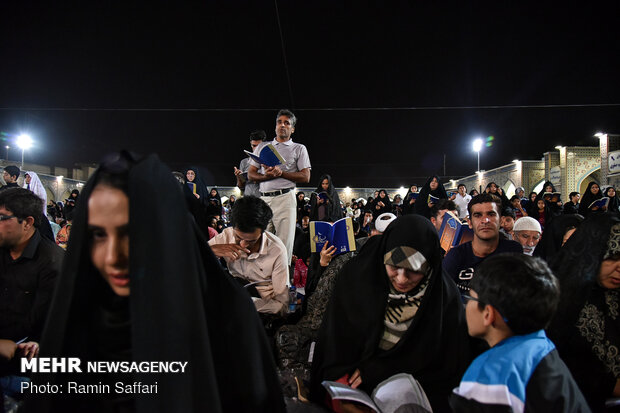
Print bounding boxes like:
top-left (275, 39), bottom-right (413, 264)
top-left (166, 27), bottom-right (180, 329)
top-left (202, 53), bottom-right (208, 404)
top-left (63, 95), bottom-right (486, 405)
top-left (500, 216), bottom-right (514, 232)
top-left (465, 290), bottom-right (486, 339)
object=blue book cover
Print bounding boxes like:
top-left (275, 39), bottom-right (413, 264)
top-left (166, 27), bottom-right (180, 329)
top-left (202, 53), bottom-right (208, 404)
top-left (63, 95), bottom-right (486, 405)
top-left (312, 191), bottom-right (329, 201)
top-left (309, 217), bottom-right (356, 254)
top-left (244, 143), bottom-right (286, 167)
top-left (438, 211), bottom-right (473, 252)
top-left (428, 194), bottom-right (440, 204)
top-left (408, 192), bottom-right (419, 201)
top-left (187, 182), bottom-right (197, 194)
top-left (589, 197), bottom-right (609, 209)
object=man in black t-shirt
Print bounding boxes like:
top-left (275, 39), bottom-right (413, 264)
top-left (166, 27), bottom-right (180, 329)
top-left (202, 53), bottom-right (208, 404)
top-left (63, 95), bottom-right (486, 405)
top-left (443, 193), bottom-right (522, 297)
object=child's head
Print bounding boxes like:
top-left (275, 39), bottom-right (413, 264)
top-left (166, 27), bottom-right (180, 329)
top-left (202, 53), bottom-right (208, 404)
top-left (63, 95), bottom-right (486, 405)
top-left (465, 253), bottom-right (559, 344)
top-left (500, 208), bottom-right (516, 232)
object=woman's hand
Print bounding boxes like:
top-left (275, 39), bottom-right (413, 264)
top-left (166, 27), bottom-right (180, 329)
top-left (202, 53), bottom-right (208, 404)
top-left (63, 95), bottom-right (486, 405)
top-left (17, 341), bottom-right (39, 361)
top-left (348, 369), bottom-right (362, 389)
top-left (320, 242), bottom-right (337, 267)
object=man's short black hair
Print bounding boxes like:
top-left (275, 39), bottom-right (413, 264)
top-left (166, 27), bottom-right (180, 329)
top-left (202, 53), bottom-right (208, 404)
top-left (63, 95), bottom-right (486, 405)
top-left (569, 191), bottom-right (579, 200)
top-left (430, 199), bottom-right (457, 219)
top-left (501, 208), bottom-right (516, 219)
top-left (467, 193), bottom-right (501, 217)
top-left (4, 165), bottom-right (20, 180)
top-left (470, 253), bottom-right (560, 335)
top-left (230, 196), bottom-right (273, 232)
top-left (249, 130), bottom-right (267, 141)
top-left (0, 188), bottom-right (42, 226)
top-left (509, 195), bottom-right (520, 202)
top-left (276, 109), bottom-right (297, 127)
top-left (457, 183), bottom-right (466, 190)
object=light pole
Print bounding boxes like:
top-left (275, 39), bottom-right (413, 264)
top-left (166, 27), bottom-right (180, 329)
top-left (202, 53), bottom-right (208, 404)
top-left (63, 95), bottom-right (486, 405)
top-left (472, 138), bottom-right (483, 172)
top-left (4, 145), bottom-right (8, 160)
top-left (16, 134), bottom-right (33, 168)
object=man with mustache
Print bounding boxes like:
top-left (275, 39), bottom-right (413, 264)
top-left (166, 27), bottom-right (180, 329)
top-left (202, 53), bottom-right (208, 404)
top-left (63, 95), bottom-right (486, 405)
top-left (443, 193), bottom-right (522, 298)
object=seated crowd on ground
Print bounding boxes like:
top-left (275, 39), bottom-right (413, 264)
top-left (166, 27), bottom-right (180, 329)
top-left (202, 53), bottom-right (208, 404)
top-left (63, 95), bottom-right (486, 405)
top-left (1, 110), bottom-right (620, 412)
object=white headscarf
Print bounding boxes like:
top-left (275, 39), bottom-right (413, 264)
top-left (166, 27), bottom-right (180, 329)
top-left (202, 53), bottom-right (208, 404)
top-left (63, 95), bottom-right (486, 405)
top-left (23, 171), bottom-right (47, 215)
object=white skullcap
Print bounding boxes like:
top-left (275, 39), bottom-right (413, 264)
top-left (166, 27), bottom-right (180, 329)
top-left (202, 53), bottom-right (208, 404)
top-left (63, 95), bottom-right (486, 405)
top-left (513, 216), bottom-right (542, 233)
top-left (376, 213), bottom-right (397, 233)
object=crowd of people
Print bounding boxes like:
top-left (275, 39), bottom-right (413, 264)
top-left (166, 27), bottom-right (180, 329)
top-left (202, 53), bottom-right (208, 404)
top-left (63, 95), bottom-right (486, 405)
top-left (1, 109), bottom-right (620, 412)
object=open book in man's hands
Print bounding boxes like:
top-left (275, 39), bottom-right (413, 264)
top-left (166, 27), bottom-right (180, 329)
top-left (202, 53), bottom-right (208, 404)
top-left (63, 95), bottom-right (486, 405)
top-left (244, 144), bottom-right (286, 167)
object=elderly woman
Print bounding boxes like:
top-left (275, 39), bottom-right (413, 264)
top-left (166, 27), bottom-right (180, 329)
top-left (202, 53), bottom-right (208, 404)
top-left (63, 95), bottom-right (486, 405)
top-left (310, 215), bottom-right (471, 411)
top-left (27, 152), bottom-right (285, 413)
top-left (548, 213), bottom-right (620, 412)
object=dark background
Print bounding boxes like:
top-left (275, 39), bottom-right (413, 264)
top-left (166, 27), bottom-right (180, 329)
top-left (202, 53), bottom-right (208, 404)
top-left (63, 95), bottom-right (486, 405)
top-left (1, 2), bottom-right (619, 187)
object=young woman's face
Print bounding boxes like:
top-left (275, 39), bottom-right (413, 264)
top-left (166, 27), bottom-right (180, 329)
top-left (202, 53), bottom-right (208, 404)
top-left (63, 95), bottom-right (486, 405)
top-left (430, 178), bottom-right (438, 190)
top-left (410, 186), bottom-right (417, 193)
top-left (591, 184), bottom-right (600, 195)
top-left (186, 170), bottom-right (195, 182)
top-left (379, 190), bottom-right (387, 198)
top-left (544, 185), bottom-right (553, 193)
top-left (530, 192), bottom-right (537, 202)
top-left (25, 174), bottom-right (31, 184)
top-left (608, 188), bottom-right (616, 197)
top-left (537, 200), bottom-right (545, 210)
top-left (89, 185), bottom-right (130, 297)
top-left (211, 189), bottom-right (217, 197)
top-left (321, 179), bottom-right (329, 191)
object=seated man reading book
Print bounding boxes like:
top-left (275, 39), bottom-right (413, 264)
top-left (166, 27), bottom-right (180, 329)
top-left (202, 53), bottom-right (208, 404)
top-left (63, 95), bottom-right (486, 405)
top-left (450, 253), bottom-right (589, 412)
top-left (209, 196), bottom-right (289, 315)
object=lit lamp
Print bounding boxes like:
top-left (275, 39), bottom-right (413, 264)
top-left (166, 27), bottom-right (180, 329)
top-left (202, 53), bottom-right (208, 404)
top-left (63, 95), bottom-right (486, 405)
top-left (472, 138), bottom-right (483, 173)
top-left (4, 145), bottom-right (9, 160)
top-left (16, 134), bottom-right (33, 167)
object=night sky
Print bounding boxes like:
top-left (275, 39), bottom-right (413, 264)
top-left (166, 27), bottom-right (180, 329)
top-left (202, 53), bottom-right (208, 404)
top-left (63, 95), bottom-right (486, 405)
top-left (1, 2), bottom-right (619, 187)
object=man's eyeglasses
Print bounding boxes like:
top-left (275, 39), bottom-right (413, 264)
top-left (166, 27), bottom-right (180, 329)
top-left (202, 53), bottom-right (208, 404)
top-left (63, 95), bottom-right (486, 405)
top-left (462, 294), bottom-right (483, 305)
top-left (0, 214), bottom-right (18, 222)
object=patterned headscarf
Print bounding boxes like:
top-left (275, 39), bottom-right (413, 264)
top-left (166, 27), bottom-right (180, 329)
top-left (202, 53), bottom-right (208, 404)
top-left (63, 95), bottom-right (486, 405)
top-left (604, 223), bottom-right (620, 260)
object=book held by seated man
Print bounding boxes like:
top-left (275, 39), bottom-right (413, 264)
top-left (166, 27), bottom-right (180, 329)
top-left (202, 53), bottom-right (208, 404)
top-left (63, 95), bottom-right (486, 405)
top-left (589, 197), bottom-right (609, 210)
top-left (244, 144), bottom-right (286, 167)
top-left (439, 211), bottom-right (474, 252)
top-left (322, 373), bottom-right (432, 413)
top-left (310, 217), bottom-right (356, 254)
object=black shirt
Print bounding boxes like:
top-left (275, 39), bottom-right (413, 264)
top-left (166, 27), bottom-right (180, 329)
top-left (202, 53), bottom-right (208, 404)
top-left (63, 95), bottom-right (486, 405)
top-left (443, 238), bottom-right (523, 296)
top-left (0, 230), bottom-right (63, 343)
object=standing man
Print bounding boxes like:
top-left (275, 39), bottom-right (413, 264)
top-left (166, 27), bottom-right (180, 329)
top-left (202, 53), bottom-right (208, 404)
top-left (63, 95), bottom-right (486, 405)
top-left (454, 184), bottom-right (472, 219)
top-left (248, 109), bottom-right (311, 262)
top-left (235, 130), bottom-right (266, 197)
top-left (443, 193), bottom-right (522, 296)
top-left (1, 166), bottom-right (20, 191)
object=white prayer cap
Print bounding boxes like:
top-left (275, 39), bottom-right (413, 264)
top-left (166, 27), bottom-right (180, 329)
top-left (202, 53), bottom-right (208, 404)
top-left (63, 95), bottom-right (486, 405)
top-left (376, 213), bottom-right (397, 233)
top-left (513, 216), bottom-right (542, 233)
